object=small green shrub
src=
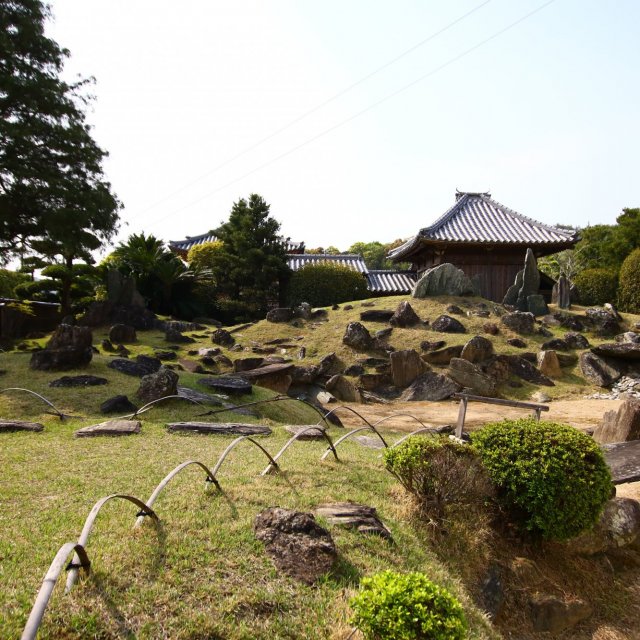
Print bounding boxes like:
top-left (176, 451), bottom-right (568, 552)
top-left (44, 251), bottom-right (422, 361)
top-left (214, 299), bottom-right (262, 324)
top-left (573, 268), bottom-right (619, 306)
top-left (286, 262), bottom-right (368, 307)
top-left (350, 570), bottom-right (467, 640)
top-left (618, 248), bottom-right (640, 313)
top-left (384, 436), bottom-right (493, 519)
top-left (472, 418), bottom-right (612, 540)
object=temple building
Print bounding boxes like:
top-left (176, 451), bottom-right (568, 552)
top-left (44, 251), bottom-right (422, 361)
top-left (388, 191), bottom-right (578, 302)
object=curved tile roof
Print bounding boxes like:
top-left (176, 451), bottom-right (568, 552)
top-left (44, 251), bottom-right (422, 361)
top-left (366, 270), bottom-right (416, 294)
top-left (287, 253), bottom-right (368, 274)
top-left (170, 233), bottom-right (304, 254)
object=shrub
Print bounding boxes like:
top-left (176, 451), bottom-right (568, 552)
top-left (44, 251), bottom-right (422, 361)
top-left (618, 248), bottom-right (640, 313)
top-left (214, 298), bottom-right (262, 324)
top-left (383, 436), bottom-right (494, 519)
top-left (471, 418), bottom-right (612, 540)
top-left (286, 262), bottom-right (368, 307)
top-left (572, 268), bottom-right (619, 306)
top-left (350, 570), bottom-right (467, 640)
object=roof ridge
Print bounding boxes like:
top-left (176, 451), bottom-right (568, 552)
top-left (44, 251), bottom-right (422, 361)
top-left (419, 193), bottom-right (470, 235)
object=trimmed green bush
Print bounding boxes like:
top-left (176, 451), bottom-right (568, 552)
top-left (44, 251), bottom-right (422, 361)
top-left (573, 268), bottom-right (619, 306)
top-left (383, 436), bottom-right (493, 518)
top-left (472, 418), bottom-right (612, 540)
top-left (286, 262), bottom-right (368, 307)
top-left (350, 570), bottom-right (467, 640)
top-left (618, 248), bottom-right (640, 313)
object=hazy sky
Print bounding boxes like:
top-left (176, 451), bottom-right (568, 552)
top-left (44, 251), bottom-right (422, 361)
top-left (46, 0), bottom-right (640, 253)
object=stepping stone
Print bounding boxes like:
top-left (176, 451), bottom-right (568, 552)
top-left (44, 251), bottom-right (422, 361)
top-left (177, 386), bottom-right (223, 405)
top-left (166, 422), bottom-right (271, 435)
top-left (75, 419), bottom-right (141, 437)
top-left (284, 424), bottom-right (326, 440)
top-left (354, 435), bottom-right (386, 449)
top-left (315, 502), bottom-right (393, 540)
top-left (197, 376), bottom-right (252, 395)
top-left (0, 420), bottom-right (44, 433)
top-left (49, 375), bottom-right (108, 388)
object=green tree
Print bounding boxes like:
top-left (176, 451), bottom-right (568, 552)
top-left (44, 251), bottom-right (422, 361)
top-left (212, 194), bottom-right (290, 311)
top-left (348, 241), bottom-right (387, 269)
top-left (0, 0), bottom-right (120, 270)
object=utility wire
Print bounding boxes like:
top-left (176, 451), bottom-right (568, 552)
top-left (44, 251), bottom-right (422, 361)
top-left (149, 0), bottom-right (556, 228)
top-left (134, 0), bottom-right (492, 219)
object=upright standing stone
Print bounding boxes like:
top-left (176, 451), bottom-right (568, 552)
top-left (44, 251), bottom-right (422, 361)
top-left (516, 249), bottom-right (540, 312)
top-left (555, 275), bottom-right (571, 309)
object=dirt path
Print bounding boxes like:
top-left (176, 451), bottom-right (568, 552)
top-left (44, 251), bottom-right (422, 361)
top-left (337, 398), bottom-right (622, 432)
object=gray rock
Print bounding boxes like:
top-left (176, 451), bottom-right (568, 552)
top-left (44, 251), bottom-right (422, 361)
top-left (30, 324), bottom-right (93, 371)
top-left (343, 364), bottom-right (365, 376)
top-left (254, 508), bottom-right (337, 584)
top-left (420, 340), bottom-right (446, 352)
top-left (501, 311), bottom-right (535, 334)
top-left (165, 329), bottom-right (195, 344)
top-left (316, 391), bottom-right (337, 404)
top-left (515, 248), bottom-right (540, 311)
top-left (167, 422), bottom-right (271, 435)
top-left (460, 335), bottom-right (493, 363)
top-left (284, 424), bottom-right (326, 440)
top-left (325, 374), bottom-right (362, 402)
top-left (100, 395), bottom-right (137, 414)
top-left (178, 358), bottom-right (204, 374)
top-left (318, 352), bottom-right (340, 376)
top-left (108, 355), bottom-right (162, 377)
top-left (421, 345), bottom-right (464, 365)
top-left (294, 303), bottom-right (312, 320)
top-left (154, 350), bottom-right (178, 361)
top-left (529, 595), bottom-right (592, 633)
top-left (266, 307), bottom-right (294, 323)
top-left (212, 328), bottom-right (235, 347)
top-left (579, 352), bottom-right (625, 387)
top-left (448, 358), bottom-right (497, 397)
top-left (343, 322), bottom-right (374, 351)
top-left (541, 338), bottom-right (568, 351)
top-left (554, 274), bottom-right (572, 309)
top-left (136, 366), bottom-right (178, 403)
top-left (374, 327), bottom-right (393, 340)
top-left (480, 563), bottom-right (505, 622)
top-left (360, 309), bottom-right (394, 322)
top-left (565, 332), bottom-right (590, 349)
top-left (413, 263), bottom-right (479, 297)
top-left (233, 357), bottom-right (265, 372)
top-left (390, 349), bottom-right (425, 388)
top-left (592, 343), bottom-right (640, 361)
top-left (239, 363), bottom-right (294, 393)
top-left (0, 420), bottom-right (44, 433)
top-left (75, 419), bottom-right (141, 437)
top-left (290, 365), bottom-right (320, 384)
top-left (358, 373), bottom-right (391, 390)
top-left (431, 315), bottom-right (466, 333)
top-left (482, 322), bottom-right (499, 335)
top-left (506, 355), bottom-right (555, 386)
top-left (593, 396), bottom-right (640, 444)
top-left (49, 375), bottom-right (108, 388)
top-left (176, 386), bottom-right (223, 406)
top-left (527, 294), bottom-right (549, 316)
top-left (315, 502), bottom-right (393, 540)
top-left (389, 301), bottom-right (421, 327)
top-left (400, 371), bottom-right (461, 401)
top-left (506, 337), bottom-right (527, 348)
top-left (503, 267), bottom-right (524, 306)
top-left (108, 323), bottom-right (137, 344)
top-left (617, 332), bottom-right (640, 344)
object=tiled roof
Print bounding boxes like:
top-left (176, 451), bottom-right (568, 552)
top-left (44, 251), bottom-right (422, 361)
top-left (389, 192), bottom-right (577, 260)
top-left (366, 270), bottom-right (416, 294)
top-left (169, 233), bottom-right (304, 254)
top-left (287, 254), bottom-right (368, 274)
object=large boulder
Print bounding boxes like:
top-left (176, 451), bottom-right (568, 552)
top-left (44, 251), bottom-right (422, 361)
top-left (421, 345), bottom-right (464, 365)
top-left (212, 328), bottom-right (235, 347)
top-left (233, 357), bottom-right (265, 373)
top-left (389, 301), bottom-right (421, 328)
top-left (513, 248), bottom-right (541, 312)
top-left (565, 332), bottom-right (590, 349)
top-left (108, 323), bottom-right (137, 344)
top-left (448, 358), bottom-right (497, 397)
top-left (431, 315), bottom-right (466, 333)
top-left (30, 324), bottom-right (93, 371)
top-left (360, 309), bottom-right (394, 322)
top-left (325, 374), bottom-right (362, 402)
top-left (592, 343), bottom-right (640, 361)
top-left (593, 396), bottom-right (640, 444)
top-left (390, 349), bottom-right (425, 388)
top-left (506, 355), bottom-right (555, 386)
top-left (460, 335), bottom-right (493, 363)
top-left (136, 366), bottom-right (178, 403)
top-left (240, 363), bottom-right (294, 394)
top-left (254, 508), bottom-right (337, 584)
top-left (290, 365), bottom-right (320, 384)
top-left (108, 355), bottom-right (162, 377)
top-left (400, 371), bottom-right (461, 401)
top-left (579, 352), bottom-right (625, 387)
top-left (501, 311), bottom-right (535, 334)
top-left (266, 307), bottom-right (294, 323)
top-left (537, 350), bottom-right (562, 379)
top-left (342, 322), bottom-right (374, 351)
top-left (412, 263), bottom-right (479, 298)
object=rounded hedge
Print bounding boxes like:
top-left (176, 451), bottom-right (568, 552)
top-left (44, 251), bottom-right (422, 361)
top-left (618, 248), bottom-right (640, 313)
top-left (350, 571), bottom-right (467, 640)
top-left (471, 418), bottom-right (612, 540)
top-left (573, 268), bottom-right (619, 306)
top-left (286, 262), bottom-right (368, 307)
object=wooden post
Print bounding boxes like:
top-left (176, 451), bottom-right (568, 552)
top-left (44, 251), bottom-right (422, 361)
top-left (455, 397), bottom-right (468, 439)
top-left (533, 408), bottom-right (542, 421)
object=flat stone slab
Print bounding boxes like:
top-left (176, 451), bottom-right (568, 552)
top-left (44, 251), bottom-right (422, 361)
top-left (592, 343), bottom-right (640, 361)
top-left (75, 419), bottom-right (141, 437)
top-left (353, 435), bottom-right (386, 449)
top-left (239, 363), bottom-right (294, 380)
top-left (315, 502), bottom-right (393, 540)
top-left (601, 440), bottom-right (640, 484)
top-left (0, 420), bottom-right (44, 433)
top-left (167, 422), bottom-right (271, 435)
top-left (177, 386), bottom-right (223, 406)
top-left (284, 424), bottom-right (326, 440)
top-left (49, 375), bottom-right (108, 388)
top-left (197, 376), bottom-right (252, 395)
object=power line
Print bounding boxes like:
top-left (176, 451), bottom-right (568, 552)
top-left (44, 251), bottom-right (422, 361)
top-left (134, 0), bottom-right (493, 219)
top-left (149, 0), bottom-right (556, 228)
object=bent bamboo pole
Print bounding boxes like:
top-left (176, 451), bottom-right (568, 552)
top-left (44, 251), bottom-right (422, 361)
top-left (320, 425), bottom-right (389, 460)
top-left (1, 387), bottom-right (69, 420)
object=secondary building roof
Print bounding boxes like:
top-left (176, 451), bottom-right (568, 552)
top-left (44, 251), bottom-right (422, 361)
top-left (287, 253), bottom-right (368, 274)
top-left (389, 191), bottom-right (578, 261)
top-left (169, 233), bottom-right (305, 256)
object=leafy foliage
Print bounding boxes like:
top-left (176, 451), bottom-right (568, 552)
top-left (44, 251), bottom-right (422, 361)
top-left (0, 268), bottom-right (28, 298)
top-left (187, 240), bottom-right (224, 281)
top-left (209, 195), bottom-right (290, 317)
top-left (384, 436), bottom-right (494, 520)
top-left (472, 419), bottom-right (612, 540)
top-left (350, 571), bottom-right (467, 640)
top-left (0, 0), bottom-right (120, 269)
top-left (618, 248), bottom-right (640, 313)
top-left (286, 262), bottom-right (368, 307)
top-left (573, 268), bottom-right (619, 306)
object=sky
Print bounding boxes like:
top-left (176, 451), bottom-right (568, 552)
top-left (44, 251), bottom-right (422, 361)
top-left (45, 0), bottom-right (640, 255)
